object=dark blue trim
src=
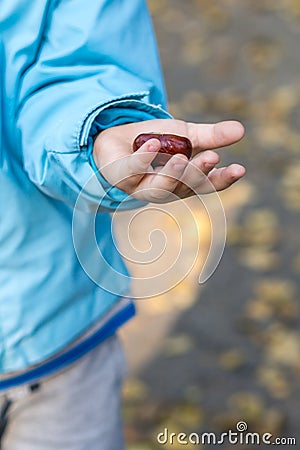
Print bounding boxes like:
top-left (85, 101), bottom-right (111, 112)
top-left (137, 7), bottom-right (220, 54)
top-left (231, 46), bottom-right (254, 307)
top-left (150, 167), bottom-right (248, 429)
top-left (0, 302), bottom-right (135, 391)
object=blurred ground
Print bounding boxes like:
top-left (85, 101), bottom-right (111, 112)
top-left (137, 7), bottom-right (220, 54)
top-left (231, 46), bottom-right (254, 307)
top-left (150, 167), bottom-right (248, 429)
top-left (119, 1), bottom-right (300, 448)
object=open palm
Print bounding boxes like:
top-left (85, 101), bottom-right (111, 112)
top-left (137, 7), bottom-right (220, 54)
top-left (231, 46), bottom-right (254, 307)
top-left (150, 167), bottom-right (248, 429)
top-left (93, 119), bottom-right (246, 203)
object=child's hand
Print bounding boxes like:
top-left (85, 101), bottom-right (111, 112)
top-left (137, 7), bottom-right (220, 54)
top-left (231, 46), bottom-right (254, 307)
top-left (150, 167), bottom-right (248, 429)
top-left (93, 119), bottom-right (246, 203)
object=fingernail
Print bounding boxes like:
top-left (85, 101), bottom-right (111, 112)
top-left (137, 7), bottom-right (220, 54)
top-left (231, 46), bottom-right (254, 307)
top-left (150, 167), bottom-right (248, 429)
top-left (204, 162), bottom-right (215, 170)
top-left (149, 144), bottom-right (158, 152)
top-left (148, 139), bottom-right (161, 152)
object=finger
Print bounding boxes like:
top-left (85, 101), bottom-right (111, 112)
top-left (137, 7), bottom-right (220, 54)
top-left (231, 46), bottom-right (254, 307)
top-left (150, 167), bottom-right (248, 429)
top-left (141, 154), bottom-right (189, 201)
top-left (112, 138), bottom-right (161, 189)
top-left (187, 120), bottom-right (245, 151)
top-left (126, 138), bottom-right (161, 175)
top-left (204, 164), bottom-right (246, 193)
top-left (171, 151), bottom-right (220, 198)
top-left (180, 150), bottom-right (220, 189)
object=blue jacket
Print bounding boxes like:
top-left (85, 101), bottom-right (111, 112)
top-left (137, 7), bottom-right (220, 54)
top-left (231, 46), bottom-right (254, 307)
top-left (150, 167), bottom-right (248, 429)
top-left (0, 0), bottom-right (169, 374)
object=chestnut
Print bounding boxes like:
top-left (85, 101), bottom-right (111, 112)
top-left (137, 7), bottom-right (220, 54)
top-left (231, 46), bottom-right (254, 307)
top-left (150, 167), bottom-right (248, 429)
top-left (133, 132), bottom-right (192, 166)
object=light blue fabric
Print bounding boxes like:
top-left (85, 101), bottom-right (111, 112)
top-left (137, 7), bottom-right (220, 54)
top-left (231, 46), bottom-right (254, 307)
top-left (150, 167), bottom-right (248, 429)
top-left (0, 0), bottom-right (170, 373)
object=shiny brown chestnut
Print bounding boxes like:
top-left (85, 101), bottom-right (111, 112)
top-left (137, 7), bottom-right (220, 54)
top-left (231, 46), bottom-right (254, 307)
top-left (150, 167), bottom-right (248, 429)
top-left (133, 133), bottom-right (192, 167)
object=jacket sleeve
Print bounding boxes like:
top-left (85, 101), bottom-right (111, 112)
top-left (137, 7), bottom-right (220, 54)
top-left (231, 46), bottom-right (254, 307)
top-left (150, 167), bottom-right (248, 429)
top-left (16, 0), bottom-right (171, 211)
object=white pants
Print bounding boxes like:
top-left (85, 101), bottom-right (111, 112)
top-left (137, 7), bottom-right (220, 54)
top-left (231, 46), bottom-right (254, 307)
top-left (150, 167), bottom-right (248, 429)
top-left (0, 335), bottom-right (126, 450)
